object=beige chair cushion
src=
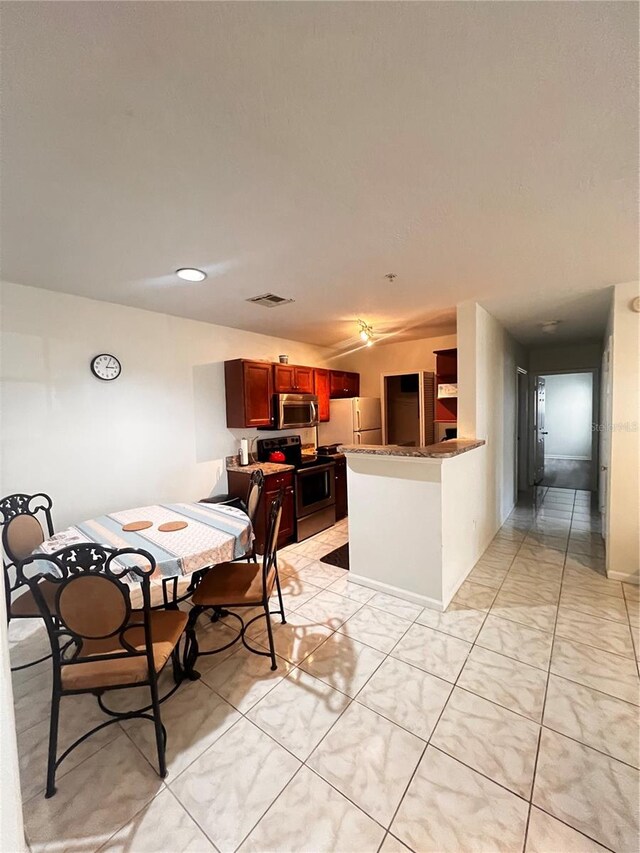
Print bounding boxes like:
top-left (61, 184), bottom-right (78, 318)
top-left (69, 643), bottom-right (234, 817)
top-left (61, 609), bottom-right (187, 691)
top-left (5, 514), bottom-right (44, 562)
top-left (192, 562), bottom-right (274, 607)
top-left (10, 578), bottom-right (58, 618)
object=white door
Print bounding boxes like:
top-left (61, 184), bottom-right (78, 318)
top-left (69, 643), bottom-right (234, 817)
top-left (599, 337), bottom-right (612, 540)
top-left (354, 398), bottom-right (382, 432)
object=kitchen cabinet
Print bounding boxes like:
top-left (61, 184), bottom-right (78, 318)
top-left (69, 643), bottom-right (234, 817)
top-left (329, 370), bottom-right (360, 399)
top-left (227, 469), bottom-right (294, 552)
top-left (434, 348), bottom-right (458, 424)
top-left (224, 358), bottom-right (360, 427)
top-left (334, 456), bottom-right (348, 521)
top-left (314, 369), bottom-right (331, 422)
top-left (273, 364), bottom-right (314, 394)
top-left (224, 359), bottom-right (274, 428)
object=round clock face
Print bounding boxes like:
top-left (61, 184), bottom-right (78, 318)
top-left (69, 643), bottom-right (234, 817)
top-left (91, 353), bottom-right (121, 381)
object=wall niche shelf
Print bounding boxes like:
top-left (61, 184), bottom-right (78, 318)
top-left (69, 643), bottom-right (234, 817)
top-left (433, 348), bottom-right (458, 425)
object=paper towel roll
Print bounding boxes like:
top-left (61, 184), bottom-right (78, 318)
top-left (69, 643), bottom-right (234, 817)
top-left (240, 438), bottom-right (249, 466)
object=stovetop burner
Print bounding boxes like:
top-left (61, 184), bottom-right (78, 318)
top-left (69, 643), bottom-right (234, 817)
top-left (256, 436), bottom-right (336, 470)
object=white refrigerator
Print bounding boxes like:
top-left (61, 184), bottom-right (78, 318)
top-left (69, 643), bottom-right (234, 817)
top-left (317, 397), bottom-right (383, 446)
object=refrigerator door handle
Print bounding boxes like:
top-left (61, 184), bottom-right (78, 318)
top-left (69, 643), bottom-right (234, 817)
top-left (356, 432), bottom-right (362, 444)
top-left (356, 408), bottom-right (361, 431)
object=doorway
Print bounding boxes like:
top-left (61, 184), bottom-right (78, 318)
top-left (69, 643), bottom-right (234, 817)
top-left (535, 370), bottom-right (598, 490)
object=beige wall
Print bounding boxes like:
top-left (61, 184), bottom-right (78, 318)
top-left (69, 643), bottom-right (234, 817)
top-left (606, 281), bottom-right (640, 582)
top-left (0, 282), bottom-right (330, 529)
top-left (458, 302), bottom-right (527, 551)
top-left (528, 341), bottom-right (602, 373)
top-left (334, 333), bottom-right (457, 398)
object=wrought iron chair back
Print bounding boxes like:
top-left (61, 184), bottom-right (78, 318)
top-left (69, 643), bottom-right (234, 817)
top-left (245, 469), bottom-right (265, 524)
top-left (18, 543), bottom-right (156, 672)
top-left (1, 491), bottom-right (54, 584)
top-left (261, 489), bottom-right (283, 594)
top-left (17, 543), bottom-right (185, 798)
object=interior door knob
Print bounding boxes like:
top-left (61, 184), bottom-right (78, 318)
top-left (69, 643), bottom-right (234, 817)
top-left (541, 431), bottom-right (548, 435)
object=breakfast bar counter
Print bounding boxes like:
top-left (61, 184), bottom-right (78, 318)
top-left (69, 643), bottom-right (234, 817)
top-left (338, 439), bottom-right (485, 459)
top-left (339, 439), bottom-right (487, 611)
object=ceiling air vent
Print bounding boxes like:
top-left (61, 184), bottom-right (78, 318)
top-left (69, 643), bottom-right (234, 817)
top-left (246, 293), bottom-right (295, 308)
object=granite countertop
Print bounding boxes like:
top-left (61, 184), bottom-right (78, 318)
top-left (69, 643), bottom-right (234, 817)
top-left (337, 439), bottom-right (486, 459)
top-left (226, 457), bottom-right (295, 475)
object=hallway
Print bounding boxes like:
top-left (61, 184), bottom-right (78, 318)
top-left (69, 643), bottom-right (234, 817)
top-left (541, 459), bottom-right (592, 490)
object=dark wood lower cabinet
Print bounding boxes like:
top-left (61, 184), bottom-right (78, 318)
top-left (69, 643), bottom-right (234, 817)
top-left (227, 469), bottom-right (294, 553)
top-left (334, 456), bottom-right (348, 521)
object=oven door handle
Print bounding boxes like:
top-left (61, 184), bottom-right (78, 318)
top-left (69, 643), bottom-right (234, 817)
top-left (297, 462), bottom-right (335, 476)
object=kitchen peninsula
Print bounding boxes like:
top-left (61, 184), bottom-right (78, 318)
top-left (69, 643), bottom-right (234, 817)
top-left (339, 439), bottom-right (486, 611)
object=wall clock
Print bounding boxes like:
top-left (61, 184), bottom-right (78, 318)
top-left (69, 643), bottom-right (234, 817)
top-left (90, 353), bottom-right (122, 381)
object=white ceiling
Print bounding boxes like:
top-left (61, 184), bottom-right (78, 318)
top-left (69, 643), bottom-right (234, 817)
top-left (1, 2), bottom-right (637, 348)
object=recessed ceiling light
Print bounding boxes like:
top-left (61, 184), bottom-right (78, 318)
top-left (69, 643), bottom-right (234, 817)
top-left (176, 268), bottom-right (207, 282)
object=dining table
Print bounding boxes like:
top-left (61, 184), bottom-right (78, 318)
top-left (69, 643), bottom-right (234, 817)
top-left (34, 501), bottom-right (254, 584)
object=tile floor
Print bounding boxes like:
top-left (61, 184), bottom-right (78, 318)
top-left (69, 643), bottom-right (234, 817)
top-left (10, 490), bottom-right (640, 853)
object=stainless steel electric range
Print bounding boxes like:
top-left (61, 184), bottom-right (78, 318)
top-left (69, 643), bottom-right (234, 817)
top-left (257, 435), bottom-right (336, 541)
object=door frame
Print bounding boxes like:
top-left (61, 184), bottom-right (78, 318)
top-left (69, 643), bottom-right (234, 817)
top-left (515, 367), bottom-right (529, 495)
top-left (530, 367), bottom-right (600, 491)
top-left (380, 371), bottom-right (427, 446)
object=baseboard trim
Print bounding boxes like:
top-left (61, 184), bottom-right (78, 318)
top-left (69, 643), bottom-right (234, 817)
top-left (606, 570), bottom-right (639, 584)
top-left (348, 572), bottom-right (443, 612)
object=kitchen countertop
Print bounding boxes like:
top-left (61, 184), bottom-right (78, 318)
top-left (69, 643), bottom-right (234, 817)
top-left (226, 457), bottom-right (295, 475)
top-left (338, 439), bottom-right (486, 459)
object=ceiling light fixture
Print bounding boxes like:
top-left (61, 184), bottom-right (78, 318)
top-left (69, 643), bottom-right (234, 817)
top-left (176, 268), bottom-right (207, 282)
top-left (357, 319), bottom-right (374, 345)
top-left (540, 319), bottom-right (561, 334)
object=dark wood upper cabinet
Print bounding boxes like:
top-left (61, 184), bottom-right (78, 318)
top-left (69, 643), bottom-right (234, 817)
top-left (294, 366), bottom-right (314, 393)
top-left (224, 359), bottom-right (274, 428)
top-left (225, 359), bottom-right (359, 427)
top-left (273, 364), bottom-right (314, 394)
top-left (329, 370), bottom-right (360, 399)
top-left (273, 364), bottom-right (295, 393)
top-left (314, 368), bottom-right (331, 421)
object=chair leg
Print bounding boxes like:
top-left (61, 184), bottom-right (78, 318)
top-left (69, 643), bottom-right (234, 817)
top-left (274, 570), bottom-right (287, 625)
top-left (184, 608), bottom-right (201, 680)
top-left (148, 671), bottom-right (167, 779)
top-left (171, 645), bottom-right (184, 685)
top-left (263, 602), bottom-right (277, 671)
top-left (45, 685), bottom-right (61, 798)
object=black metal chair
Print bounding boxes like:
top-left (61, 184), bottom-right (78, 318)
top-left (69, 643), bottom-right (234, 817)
top-left (189, 469), bottom-right (265, 616)
top-left (18, 544), bottom-right (187, 798)
top-left (200, 469), bottom-right (265, 561)
top-left (185, 490), bottom-right (286, 674)
top-left (1, 492), bottom-right (57, 671)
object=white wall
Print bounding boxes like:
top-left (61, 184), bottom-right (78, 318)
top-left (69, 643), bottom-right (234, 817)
top-left (0, 573), bottom-right (25, 852)
top-left (0, 282), bottom-right (330, 529)
top-left (334, 333), bottom-right (457, 398)
top-left (528, 341), bottom-right (602, 373)
top-left (458, 302), bottom-right (527, 551)
top-left (605, 281), bottom-right (639, 582)
top-left (542, 373), bottom-right (593, 460)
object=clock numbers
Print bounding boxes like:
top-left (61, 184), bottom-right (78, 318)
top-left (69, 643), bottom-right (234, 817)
top-left (91, 354), bottom-right (122, 381)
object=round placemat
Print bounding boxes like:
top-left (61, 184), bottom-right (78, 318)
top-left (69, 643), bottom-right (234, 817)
top-left (158, 521), bottom-right (188, 532)
top-left (122, 520), bottom-right (153, 532)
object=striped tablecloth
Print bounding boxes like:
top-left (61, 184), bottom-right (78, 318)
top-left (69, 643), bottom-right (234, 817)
top-left (35, 502), bottom-right (253, 581)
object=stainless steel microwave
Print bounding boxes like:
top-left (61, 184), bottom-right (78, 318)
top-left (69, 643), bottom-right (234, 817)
top-left (274, 393), bottom-right (319, 429)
